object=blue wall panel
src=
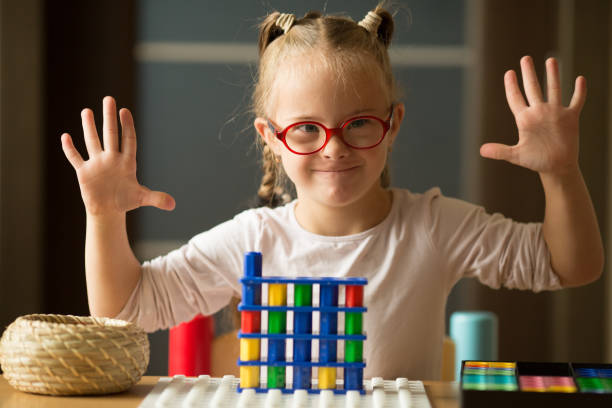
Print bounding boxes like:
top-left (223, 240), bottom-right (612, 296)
top-left (139, 0), bottom-right (464, 45)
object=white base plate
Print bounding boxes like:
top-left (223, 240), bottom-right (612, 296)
top-left (138, 375), bottom-right (432, 407)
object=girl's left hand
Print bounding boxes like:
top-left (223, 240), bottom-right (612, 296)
top-left (480, 56), bottom-right (587, 176)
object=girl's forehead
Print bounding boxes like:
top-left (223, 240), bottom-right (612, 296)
top-left (268, 52), bottom-right (390, 119)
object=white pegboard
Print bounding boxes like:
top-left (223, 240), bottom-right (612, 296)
top-left (138, 375), bottom-right (432, 408)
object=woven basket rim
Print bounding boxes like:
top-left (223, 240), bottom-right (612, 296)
top-left (11, 313), bottom-right (137, 330)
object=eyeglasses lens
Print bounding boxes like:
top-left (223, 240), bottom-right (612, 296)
top-left (343, 118), bottom-right (384, 147)
top-left (285, 118), bottom-right (384, 154)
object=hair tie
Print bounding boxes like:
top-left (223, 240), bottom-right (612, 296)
top-left (275, 13), bottom-right (296, 34)
top-left (358, 11), bottom-right (382, 33)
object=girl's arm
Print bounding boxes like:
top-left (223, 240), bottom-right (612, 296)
top-left (480, 56), bottom-right (604, 287)
top-left (84, 213), bottom-right (141, 317)
top-left (540, 169), bottom-right (602, 287)
top-left (61, 96), bottom-right (176, 317)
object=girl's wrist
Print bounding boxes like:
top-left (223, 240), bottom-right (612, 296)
top-left (539, 165), bottom-right (582, 190)
top-left (86, 211), bottom-right (126, 227)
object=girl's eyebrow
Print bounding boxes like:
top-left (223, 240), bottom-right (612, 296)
top-left (286, 108), bottom-right (381, 123)
top-left (346, 107), bottom-right (380, 116)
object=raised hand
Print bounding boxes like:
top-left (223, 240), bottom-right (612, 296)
top-left (480, 56), bottom-right (587, 176)
top-left (61, 96), bottom-right (175, 217)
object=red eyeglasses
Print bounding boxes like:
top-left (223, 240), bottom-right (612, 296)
top-left (267, 106), bottom-right (394, 155)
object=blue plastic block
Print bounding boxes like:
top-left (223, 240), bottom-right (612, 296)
top-left (319, 340), bottom-right (337, 363)
top-left (268, 339), bottom-right (285, 362)
top-left (293, 366), bottom-right (311, 389)
top-left (294, 339), bottom-right (311, 362)
top-left (320, 284), bottom-right (338, 307)
top-left (242, 284), bottom-right (261, 306)
top-left (344, 367), bottom-right (363, 390)
top-left (320, 312), bottom-right (337, 335)
top-left (242, 252), bottom-right (262, 305)
top-left (244, 252), bottom-right (262, 277)
top-left (294, 311), bottom-right (312, 334)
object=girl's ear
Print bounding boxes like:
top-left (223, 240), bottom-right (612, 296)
top-left (387, 103), bottom-right (405, 146)
top-left (254, 117), bottom-right (283, 156)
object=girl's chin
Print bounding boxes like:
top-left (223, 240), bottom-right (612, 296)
top-left (313, 184), bottom-right (374, 208)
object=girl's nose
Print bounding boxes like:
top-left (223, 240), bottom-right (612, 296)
top-left (322, 130), bottom-right (349, 159)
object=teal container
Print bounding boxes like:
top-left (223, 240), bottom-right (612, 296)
top-left (450, 311), bottom-right (498, 381)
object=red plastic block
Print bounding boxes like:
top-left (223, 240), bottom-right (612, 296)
top-left (241, 310), bottom-right (261, 333)
top-left (345, 285), bottom-right (363, 307)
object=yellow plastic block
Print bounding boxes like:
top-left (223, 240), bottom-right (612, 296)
top-left (268, 284), bottom-right (287, 306)
top-left (318, 367), bottom-right (336, 390)
top-left (240, 338), bottom-right (260, 361)
top-left (240, 366), bottom-right (260, 388)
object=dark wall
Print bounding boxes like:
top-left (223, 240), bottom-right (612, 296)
top-left (477, 0), bottom-right (610, 362)
top-left (44, 1), bottom-right (136, 314)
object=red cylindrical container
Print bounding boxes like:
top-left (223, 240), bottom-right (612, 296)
top-left (168, 314), bottom-right (214, 376)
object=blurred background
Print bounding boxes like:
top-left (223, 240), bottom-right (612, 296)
top-left (0, 0), bottom-right (610, 376)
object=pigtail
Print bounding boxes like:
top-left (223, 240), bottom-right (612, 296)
top-left (258, 12), bottom-right (303, 57)
top-left (257, 144), bottom-right (291, 208)
top-left (258, 12), bottom-right (284, 56)
top-left (359, 6), bottom-right (395, 48)
top-left (374, 6), bottom-right (395, 48)
top-left (257, 144), bottom-right (278, 205)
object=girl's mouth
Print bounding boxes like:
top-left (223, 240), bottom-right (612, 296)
top-left (314, 166), bottom-right (359, 173)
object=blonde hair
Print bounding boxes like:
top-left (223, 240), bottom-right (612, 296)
top-left (253, 4), bottom-right (399, 208)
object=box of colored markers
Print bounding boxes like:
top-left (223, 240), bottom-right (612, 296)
top-left (460, 360), bottom-right (612, 407)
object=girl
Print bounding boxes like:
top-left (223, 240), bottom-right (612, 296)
top-left (60, 5), bottom-right (603, 380)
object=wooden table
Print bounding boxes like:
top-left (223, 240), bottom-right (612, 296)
top-left (0, 376), bottom-right (460, 407)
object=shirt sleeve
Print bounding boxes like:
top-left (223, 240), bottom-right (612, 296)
top-left (423, 188), bottom-right (562, 293)
top-left (114, 209), bottom-right (262, 332)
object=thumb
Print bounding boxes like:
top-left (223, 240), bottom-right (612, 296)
top-left (479, 143), bottom-right (516, 163)
top-left (139, 186), bottom-right (176, 211)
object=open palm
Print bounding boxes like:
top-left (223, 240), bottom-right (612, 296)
top-left (61, 96), bottom-right (175, 216)
top-left (480, 56), bottom-right (586, 176)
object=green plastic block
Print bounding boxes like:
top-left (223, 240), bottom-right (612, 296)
top-left (345, 312), bottom-right (362, 335)
top-left (294, 284), bottom-right (312, 306)
top-left (268, 311), bottom-right (286, 334)
top-left (267, 366), bottom-right (285, 388)
top-left (345, 340), bottom-right (363, 362)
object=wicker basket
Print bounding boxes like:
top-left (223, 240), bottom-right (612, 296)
top-left (0, 314), bottom-right (149, 395)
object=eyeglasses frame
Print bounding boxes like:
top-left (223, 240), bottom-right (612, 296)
top-left (267, 106), bottom-right (395, 155)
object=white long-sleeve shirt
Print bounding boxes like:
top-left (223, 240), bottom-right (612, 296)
top-left (115, 187), bottom-right (561, 380)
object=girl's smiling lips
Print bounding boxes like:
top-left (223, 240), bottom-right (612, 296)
top-left (312, 165), bottom-right (360, 173)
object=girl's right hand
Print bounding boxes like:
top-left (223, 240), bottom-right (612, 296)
top-left (61, 96), bottom-right (176, 217)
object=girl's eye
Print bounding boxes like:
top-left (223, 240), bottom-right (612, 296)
top-left (347, 119), bottom-right (368, 129)
top-left (295, 123), bottom-right (320, 133)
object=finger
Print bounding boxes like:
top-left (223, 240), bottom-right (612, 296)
top-left (103, 96), bottom-right (119, 151)
top-left (480, 142), bottom-right (517, 163)
top-left (119, 108), bottom-right (137, 158)
top-left (520, 56), bottom-right (544, 105)
top-left (139, 186), bottom-right (176, 211)
top-left (81, 108), bottom-right (103, 156)
top-left (569, 76), bottom-right (587, 112)
top-left (61, 133), bottom-right (85, 169)
top-left (546, 57), bottom-right (562, 105)
top-left (504, 70), bottom-right (528, 115)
